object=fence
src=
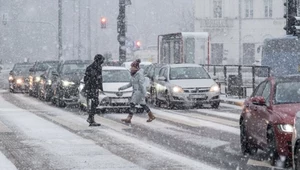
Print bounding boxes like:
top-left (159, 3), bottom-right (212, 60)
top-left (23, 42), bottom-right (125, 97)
top-left (201, 64), bottom-right (271, 98)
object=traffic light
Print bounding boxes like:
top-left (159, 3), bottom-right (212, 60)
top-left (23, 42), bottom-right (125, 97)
top-left (283, 0), bottom-right (297, 35)
top-left (100, 17), bottom-right (107, 29)
top-left (292, 16), bottom-right (300, 36)
top-left (135, 41), bottom-right (141, 50)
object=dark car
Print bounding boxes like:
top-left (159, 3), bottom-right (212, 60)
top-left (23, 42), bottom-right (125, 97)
top-left (51, 60), bottom-right (88, 107)
top-left (28, 60), bottom-right (59, 97)
top-left (240, 75), bottom-right (300, 167)
top-left (38, 67), bottom-right (58, 101)
top-left (9, 62), bottom-right (34, 93)
top-left (292, 112), bottom-right (300, 170)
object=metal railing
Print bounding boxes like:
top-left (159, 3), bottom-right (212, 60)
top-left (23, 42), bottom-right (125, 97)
top-left (201, 64), bottom-right (271, 98)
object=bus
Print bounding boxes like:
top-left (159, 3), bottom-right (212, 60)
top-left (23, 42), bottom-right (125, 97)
top-left (157, 32), bottom-right (210, 64)
top-left (262, 36), bottom-right (300, 76)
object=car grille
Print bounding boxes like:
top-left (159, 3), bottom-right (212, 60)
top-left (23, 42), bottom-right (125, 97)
top-left (183, 88), bottom-right (209, 93)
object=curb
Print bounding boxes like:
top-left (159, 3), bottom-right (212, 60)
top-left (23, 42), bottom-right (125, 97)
top-left (220, 99), bottom-right (244, 107)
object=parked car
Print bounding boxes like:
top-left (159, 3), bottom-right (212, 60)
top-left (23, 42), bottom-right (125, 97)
top-left (78, 66), bottom-right (139, 113)
top-left (240, 75), bottom-right (300, 167)
top-left (51, 60), bottom-right (87, 107)
top-left (9, 62), bottom-right (34, 93)
top-left (151, 64), bottom-right (220, 109)
top-left (38, 67), bottom-right (58, 101)
top-left (28, 60), bottom-right (59, 97)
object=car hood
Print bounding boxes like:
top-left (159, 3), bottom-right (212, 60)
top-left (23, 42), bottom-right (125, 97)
top-left (169, 79), bottom-right (216, 88)
top-left (273, 104), bottom-right (300, 124)
top-left (13, 71), bottom-right (30, 77)
top-left (103, 82), bottom-right (132, 92)
top-left (61, 73), bottom-right (84, 84)
top-left (34, 71), bottom-right (45, 77)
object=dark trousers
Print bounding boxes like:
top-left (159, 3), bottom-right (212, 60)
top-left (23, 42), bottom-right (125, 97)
top-left (87, 88), bottom-right (99, 115)
top-left (128, 103), bottom-right (150, 115)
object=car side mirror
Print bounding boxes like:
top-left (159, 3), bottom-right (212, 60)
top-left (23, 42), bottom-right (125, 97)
top-left (52, 71), bottom-right (59, 76)
top-left (158, 76), bottom-right (167, 81)
top-left (29, 68), bottom-right (35, 72)
top-left (251, 96), bottom-right (266, 106)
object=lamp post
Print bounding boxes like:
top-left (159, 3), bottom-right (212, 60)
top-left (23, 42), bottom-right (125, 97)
top-left (117, 0), bottom-right (131, 64)
top-left (58, 0), bottom-right (63, 60)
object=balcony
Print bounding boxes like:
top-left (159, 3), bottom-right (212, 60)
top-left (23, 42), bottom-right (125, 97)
top-left (196, 18), bottom-right (234, 28)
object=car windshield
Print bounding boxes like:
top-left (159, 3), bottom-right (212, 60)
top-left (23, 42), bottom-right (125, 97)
top-left (102, 70), bottom-right (131, 83)
top-left (170, 67), bottom-right (210, 80)
top-left (275, 81), bottom-right (300, 104)
top-left (13, 64), bottom-right (32, 73)
top-left (35, 63), bottom-right (50, 71)
top-left (62, 63), bottom-right (87, 74)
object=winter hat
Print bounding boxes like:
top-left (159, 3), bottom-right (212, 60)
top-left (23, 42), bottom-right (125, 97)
top-left (94, 54), bottom-right (104, 63)
top-left (131, 59), bottom-right (141, 69)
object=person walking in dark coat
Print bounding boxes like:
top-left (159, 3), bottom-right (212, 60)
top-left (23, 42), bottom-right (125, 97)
top-left (83, 54), bottom-right (104, 126)
top-left (118, 59), bottom-right (156, 123)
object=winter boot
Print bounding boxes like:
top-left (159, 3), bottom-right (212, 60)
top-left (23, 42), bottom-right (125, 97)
top-left (121, 114), bottom-right (133, 123)
top-left (146, 111), bottom-right (156, 122)
top-left (87, 114), bottom-right (101, 126)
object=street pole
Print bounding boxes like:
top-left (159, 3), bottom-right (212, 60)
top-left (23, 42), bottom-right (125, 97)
top-left (87, 0), bottom-right (92, 60)
top-left (238, 0), bottom-right (242, 65)
top-left (58, 0), bottom-right (63, 60)
top-left (118, 0), bottom-right (127, 63)
top-left (78, 0), bottom-right (81, 60)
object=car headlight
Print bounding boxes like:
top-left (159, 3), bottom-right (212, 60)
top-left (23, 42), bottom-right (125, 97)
top-left (209, 84), bottom-right (220, 92)
top-left (8, 76), bottom-right (14, 81)
top-left (35, 76), bottom-right (41, 82)
top-left (16, 79), bottom-right (23, 84)
top-left (172, 86), bottom-right (184, 93)
top-left (278, 124), bottom-right (293, 133)
top-left (47, 80), bottom-right (52, 85)
top-left (62, 80), bottom-right (75, 87)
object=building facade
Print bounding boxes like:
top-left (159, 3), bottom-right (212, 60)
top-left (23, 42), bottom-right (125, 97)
top-left (194, 0), bottom-right (286, 65)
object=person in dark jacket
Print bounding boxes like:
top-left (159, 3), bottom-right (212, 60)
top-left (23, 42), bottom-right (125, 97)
top-left (83, 54), bottom-right (104, 126)
top-left (118, 59), bottom-right (156, 123)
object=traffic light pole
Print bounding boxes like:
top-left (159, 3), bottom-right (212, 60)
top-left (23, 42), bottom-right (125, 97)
top-left (285, 0), bottom-right (298, 35)
top-left (58, 0), bottom-right (63, 60)
top-left (118, 0), bottom-right (127, 64)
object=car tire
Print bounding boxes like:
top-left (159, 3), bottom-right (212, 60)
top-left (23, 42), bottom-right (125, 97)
top-left (240, 120), bottom-right (257, 155)
top-left (166, 96), bottom-right (174, 109)
top-left (211, 102), bottom-right (220, 109)
top-left (267, 126), bottom-right (280, 166)
top-left (295, 143), bottom-right (300, 170)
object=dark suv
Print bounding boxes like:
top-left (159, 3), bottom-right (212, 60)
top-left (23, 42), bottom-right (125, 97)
top-left (28, 60), bottom-right (59, 97)
top-left (9, 62), bottom-right (34, 93)
top-left (51, 60), bottom-right (88, 107)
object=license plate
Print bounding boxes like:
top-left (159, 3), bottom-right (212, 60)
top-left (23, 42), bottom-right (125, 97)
top-left (112, 99), bottom-right (128, 103)
top-left (189, 94), bottom-right (206, 98)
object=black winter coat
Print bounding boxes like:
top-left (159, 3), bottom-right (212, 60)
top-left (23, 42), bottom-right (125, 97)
top-left (84, 62), bottom-right (103, 91)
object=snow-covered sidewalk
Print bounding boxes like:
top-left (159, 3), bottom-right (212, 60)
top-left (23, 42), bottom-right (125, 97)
top-left (0, 151), bottom-right (17, 170)
top-left (220, 95), bottom-right (245, 107)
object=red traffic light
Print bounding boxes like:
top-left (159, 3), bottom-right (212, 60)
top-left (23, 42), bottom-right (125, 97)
top-left (100, 17), bottom-right (107, 28)
top-left (136, 41), bottom-right (141, 47)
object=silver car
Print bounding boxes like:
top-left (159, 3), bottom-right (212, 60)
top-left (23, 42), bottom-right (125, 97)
top-left (152, 64), bottom-right (220, 109)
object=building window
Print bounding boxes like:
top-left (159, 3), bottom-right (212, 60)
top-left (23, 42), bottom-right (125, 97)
top-left (211, 43), bottom-right (223, 65)
top-left (243, 43), bottom-right (255, 65)
top-left (213, 0), bottom-right (222, 18)
top-left (245, 0), bottom-right (253, 18)
top-left (264, 0), bottom-right (273, 17)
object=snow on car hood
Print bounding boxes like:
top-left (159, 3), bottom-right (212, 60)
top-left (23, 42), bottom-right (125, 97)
top-left (103, 82), bottom-right (132, 92)
top-left (169, 79), bottom-right (216, 88)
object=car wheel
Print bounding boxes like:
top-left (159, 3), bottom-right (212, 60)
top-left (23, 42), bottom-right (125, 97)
top-left (211, 102), bottom-right (220, 109)
top-left (152, 88), bottom-right (161, 107)
top-left (240, 120), bottom-right (257, 155)
top-left (166, 95), bottom-right (174, 109)
top-left (295, 143), bottom-right (300, 170)
top-left (267, 126), bottom-right (280, 166)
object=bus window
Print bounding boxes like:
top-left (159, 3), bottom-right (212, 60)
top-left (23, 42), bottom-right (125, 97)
top-left (185, 38), bottom-right (195, 63)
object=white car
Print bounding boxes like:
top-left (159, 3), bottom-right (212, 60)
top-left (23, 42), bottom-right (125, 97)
top-left (152, 64), bottom-right (221, 109)
top-left (78, 66), bottom-right (133, 112)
